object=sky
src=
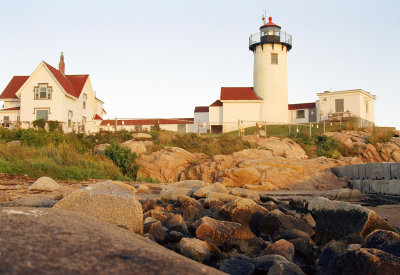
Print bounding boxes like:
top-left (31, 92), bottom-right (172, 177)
top-left (1, 0), bottom-right (399, 129)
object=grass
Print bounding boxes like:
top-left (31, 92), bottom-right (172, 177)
top-left (0, 141), bottom-right (130, 181)
top-left (367, 127), bottom-right (395, 146)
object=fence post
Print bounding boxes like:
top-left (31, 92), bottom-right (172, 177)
top-left (324, 120), bottom-right (326, 133)
top-left (264, 122), bottom-right (267, 137)
top-left (238, 119), bottom-right (240, 137)
top-left (309, 122), bottom-right (312, 138)
top-left (288, 124), bottom-right (291, 137)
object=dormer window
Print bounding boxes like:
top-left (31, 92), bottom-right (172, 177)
top-left (34, 84), bottom-right (52, 100)
top-left (83, 93), bottom-right (87, 109)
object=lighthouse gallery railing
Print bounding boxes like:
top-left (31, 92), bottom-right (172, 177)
top-left (249, 31), bottom-right (292, 48)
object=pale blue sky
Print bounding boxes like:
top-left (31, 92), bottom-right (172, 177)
top-left (1, 0), bottom-right (399, 129)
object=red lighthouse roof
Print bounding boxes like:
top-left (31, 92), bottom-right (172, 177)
top-left (260, 16), bottom-right (281, 29)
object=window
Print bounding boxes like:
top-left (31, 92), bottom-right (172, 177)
top-left (34, 84), bottom-right (52, 100)
top-left (335, 98), bottom-right (344, 113)
top-left (36, 110), bottom-right (48, 121)
top-left (68, 111), bottom-right (73, 127)
top-left (3, 116), bottom-right (9, 127)
top-left (134, 125), bottom-right (142, 132)
top-left (271, 53), bottom-right (278, 64)
top-left (83, 94), bottom-right (87, 109)
top-left (296, 110), bottom-right (305, 119)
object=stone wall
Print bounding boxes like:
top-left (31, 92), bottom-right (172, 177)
top-left (331, 163), bottom-right (400, 195)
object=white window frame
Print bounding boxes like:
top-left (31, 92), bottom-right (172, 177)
top-left (296, 110), bottom-right (305, 119)
top-left (68, 110), bottom-right (73, 127)
top-left (34, 83), bottom-right (52, 100)
top-left (36, 109), bottom-right (49, 121)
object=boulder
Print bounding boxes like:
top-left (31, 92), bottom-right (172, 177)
top-left (132, 133), bottom-right (152, 140)
top-left (280, 229), bottom-right (311, 243)
top-left (317, 248), bottom-right (400, 275)
top-left (230, 225), bottom-right (264, 255)
top-left (194, 216), bottom-right (241, 250)
top-left (137, 184), bottom-right (150, 193)
top-left (363, 229), bottom-right (400, 257)
top-left (257, 209), bottom-right (313, 239)
top-left (219, 167), bottom-right (261, 187)
top-left (160, 187), bottom-right (194, 202)
top-left (252, 255), bottom-right (306, 275)
top-left (219, 258), bottom-right (255, 275)
top-left (321, 188), bottom-right (362, 201)
top-left (143, 210), bottom-right (174, 223)
top-left (244, 135), bottom-right (308, 159)
top-left (7, 140), bottom-right (21, 146)
top-left (228, 187), bottom-right (260, 201)
top-left (308, 197), bottom-right (395, 244)
top-left (121, 139), bottom-right (152, 155)
top-left (260, 239), bottom-right (295, 261)
top-left (206, 192), bottom-right (240, 203)
top-left (193, 182), bottom-right (227, 198)
top-left (0, 207), bottom-right (223, 274)
top-left (94, 143), bottom-right (110, 155)
top-left (144, 220), bottom-right (166, 243)
top-left (163, 214), bottom-right (188, 234)
top-left (216, 198), bottom-right (269, 225)
top-left (28, 177), bottom-right (61, 191)
top-left (136, 147), bottom-right (205, 183)
top-left (177, 238), bottom-right (219, 263)
top-left (53, 181), bottom-right (143, 234)
top-left (242, 182), bottom-right (279, 191)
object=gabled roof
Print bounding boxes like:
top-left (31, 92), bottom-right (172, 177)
top-left (93, 114), bottom-right (103, 120)
top-left (100, 118), bottom-right (194, 126)
top-left (288, 102), bottom-right (316, 110)
top-left (210, 100), bottom-right (223, 107)
top-left (0, 76), bottom-right (29, 99)
top-left (0, 62), bottom-right (90, 100)
top-left (220, 87), bottom-right (261, 101)
top-left (194, 106), bottom-right (209, 113)
top-left (0, 106), bottom-right (20, 111)
top-left (43, 62), bottom-right (88, 98)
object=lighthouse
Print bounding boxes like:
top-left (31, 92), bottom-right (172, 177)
top-left (249, 16), bottom-right (292, 124)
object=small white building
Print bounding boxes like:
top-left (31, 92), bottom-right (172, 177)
top-left (99, 118), bottom-right (193, 133)
top-left (288, 103), bottom-right (317, 124)
top-left (317, 89), bottom-right (376, 126)
top-left (192, 106), bottom-right (210, 133)
top-left (0, 53), bottom-right (105, 133)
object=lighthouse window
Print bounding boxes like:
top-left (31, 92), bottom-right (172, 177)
top-left (271, 53), bottom-right (278, 64)
top-left (296, 110), bottom-right (305, 119)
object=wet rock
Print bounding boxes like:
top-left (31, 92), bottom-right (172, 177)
top-left (177, 237), bottom-right (219, 263)
top-left (317, 248), bottom-right (400, 275)
top-left (308, 197), bottom-right (395, 244)
top-left (228, 187), bottom-right (260, 201)
top-left (219, 258), bottom-right (255, 275)
top-left (28, 176), bottom-right (61, 191)
top-left (363, 229), bottom-right (400, 257)
top-left (216, 198), bottom-right (269, 225)
top-left (193, 182), bottom-right (227, 198)
top-left (143, 210), bottom-right (174, 223)
top-left (260, 201), bottom-right (277, 211)
top-left (257, 209), bottom-right (313, 240)
top-left (164, 214), bottom-right (188, 234)
top-left (252, 255), bottom-right (306, 275)
top-left (260, 239), bottom-right (295, 261)
top-left (194, 216), bottom-right (240, 250)
top-left (168, 231), bottom-right (184, 243)
top-left (53, 181), bottom-right (143, 234)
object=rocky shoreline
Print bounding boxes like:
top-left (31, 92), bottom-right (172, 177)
top-left (1, 177), bottom-right (400, 274)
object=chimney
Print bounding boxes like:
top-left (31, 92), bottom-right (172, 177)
top-left (59, 52), bottom-right (65, 74)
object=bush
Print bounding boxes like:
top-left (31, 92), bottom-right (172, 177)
top-left (32, 119), bottom-right (46, 129)
top-left (105, 143), bottom-right (139, 180)
top-left (368, 127), bottom-right (394, 146)
top-left (316, 135), bottom-right (342, 159)
top-left (47, 121), bottom-right (63, 132)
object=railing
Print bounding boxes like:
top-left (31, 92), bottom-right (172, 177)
top-left (249, 31), bottom-right (292, 49)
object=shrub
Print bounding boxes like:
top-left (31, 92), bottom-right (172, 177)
top-left (105, 143), bottom-right (139, 180)
top-left (367, 127), bottom-right (394, 146)
top-left (316, 135), bottom-right (342, 159)
top-left (32, 119), bottom-right (46, 129)
top-left (47, 121), bottom-right (63, 132)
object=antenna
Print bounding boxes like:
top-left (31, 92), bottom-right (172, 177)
top-left (262, 9), bottom-right (266, 24)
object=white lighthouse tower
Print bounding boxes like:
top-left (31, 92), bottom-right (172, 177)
top-left (249, 16), bottom-right (292, 124)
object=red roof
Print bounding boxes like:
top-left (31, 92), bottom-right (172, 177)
top-left (100, 118), bottom-right (194, 126)
top-left (93, 114), bottom-right (103, 120)
top-left (44, 62), bottom-right (88, 98)
top-left (0, 106), bottom-right (20, 111)
top-left (0, 62), bottom-right (89, 100)
top-left (194, 106), bottom-right (209, 113)
top-left (220, 87), bottom-right (261, 101)
top-left (260, 17), bottom-right (281, 29)
top-left (210, 100), bottom-right (223, 107)
top-left (288, 102), bottom-right (316, 110)
top-left (0, 76), bottom-right (29, 99)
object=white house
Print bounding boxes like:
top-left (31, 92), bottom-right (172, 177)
top-left (99, 118), bottom-right (193, 133)
top-left (288, 103), bottom-right (317, 124)
top-left (192, 106), bottom-right (210, 133)
top-left (0, 53), bottom-right (105, 133)
top-left (317, 89), bottom-right (376, 126)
